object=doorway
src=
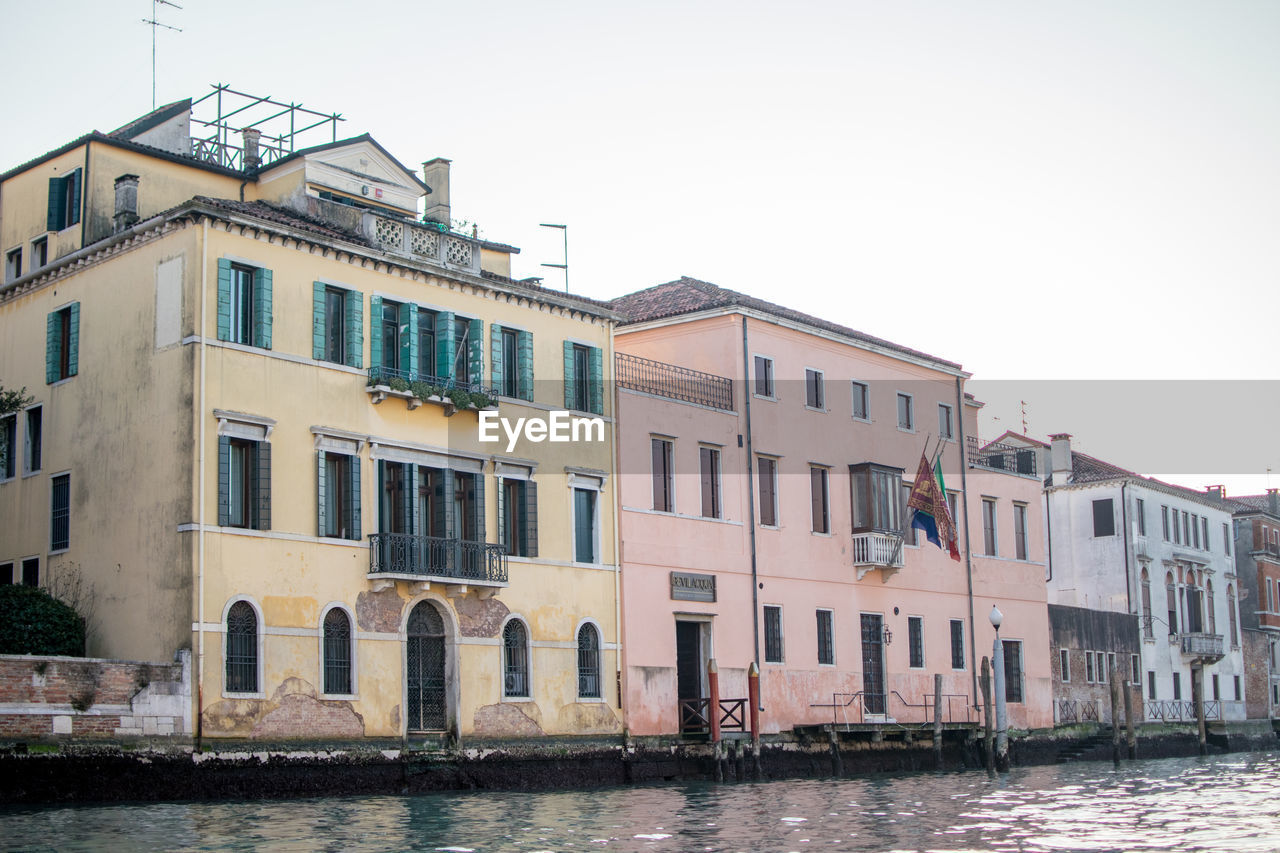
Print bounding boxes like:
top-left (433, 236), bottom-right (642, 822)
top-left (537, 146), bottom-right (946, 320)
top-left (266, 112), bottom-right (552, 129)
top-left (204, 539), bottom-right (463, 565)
top-left (861, 613), bottom-right (886, 716)
top-left (407, 600), bottom-right (447, 731)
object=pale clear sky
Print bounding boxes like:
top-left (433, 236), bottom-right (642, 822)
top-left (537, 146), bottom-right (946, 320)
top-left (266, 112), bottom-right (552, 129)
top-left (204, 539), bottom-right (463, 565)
top-left (4, 1), bottom-right (1277, 493)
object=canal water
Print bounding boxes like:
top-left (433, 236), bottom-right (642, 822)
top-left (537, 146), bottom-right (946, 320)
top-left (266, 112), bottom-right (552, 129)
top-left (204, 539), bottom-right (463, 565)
top-left (3, 752), bottom-right (1278, 852)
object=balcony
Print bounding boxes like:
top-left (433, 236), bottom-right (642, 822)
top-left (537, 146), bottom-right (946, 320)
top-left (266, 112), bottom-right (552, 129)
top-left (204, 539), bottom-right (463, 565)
top-left (852, 531), bottom-right (904, 580)
top-left (1180, 632), bottom-right (1225, 662)
top-left (966, 436), bottom-right (1038, 477)
top-left (615, 352), bottom-right (735, 411)
top-left (369, 533), bottom-right (508, 590)
top-left (366, 214), bottom-right (482, 276)
top-left (366, 366), bottom-right (498, 415)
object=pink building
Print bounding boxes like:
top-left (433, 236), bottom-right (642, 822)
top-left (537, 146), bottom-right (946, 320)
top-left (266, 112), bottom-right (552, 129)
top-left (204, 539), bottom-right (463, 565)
top-left (613, 278), bottom-right (1051, 737)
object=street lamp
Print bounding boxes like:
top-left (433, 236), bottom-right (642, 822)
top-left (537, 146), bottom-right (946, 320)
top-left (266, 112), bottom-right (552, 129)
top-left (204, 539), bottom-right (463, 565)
top-left (989, 605), bottom-right (1008, 767)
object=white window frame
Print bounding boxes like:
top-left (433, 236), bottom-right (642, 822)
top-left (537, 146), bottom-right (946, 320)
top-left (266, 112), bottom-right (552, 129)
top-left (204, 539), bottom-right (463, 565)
top-left (816, 607), bottom-right (835, 667)
top-left (752, 354), bottom-right (775, 400)
top-left (938, 403), bottom-right (954, 441)
top-left (317, 602), bottom-right (359, 700)
top-left (573, 617), bottom-right (607, 704)
top-left (763, 604), bottom-right (785, 664)
top-left (804, 367), bottom-right (825, 411)
top-left (0, 412), bottom-right (16, 483)
top-left (22, 404), bottom-right (42, 477)
top-left (907, 615), bottom-right (925, 670)
top-left (568, 471), bottom-right (604, 566)
top-left (221, 595), bottom-right (266, 699)
top-left (896, 392), bottom-right (914, 432)
top-left (500, 614), bottom-right (534, 701)
top-left (851, 380), bottom-right (870, 421)
top-left (982, 497), bottom-right (998, 556)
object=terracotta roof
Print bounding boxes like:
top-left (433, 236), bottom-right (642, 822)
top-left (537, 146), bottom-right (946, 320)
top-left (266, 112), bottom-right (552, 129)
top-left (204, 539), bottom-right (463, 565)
top-left (192, 197), bottom-right (371, 245)
top-left (1221, 494), bottom-right (1277, 514)
top-left (479, 270), bottom-right (616, 311)
top-left (609, 277), bottom-right (962, 371)
top-left (1062, 447), bottom-right (1232, 508)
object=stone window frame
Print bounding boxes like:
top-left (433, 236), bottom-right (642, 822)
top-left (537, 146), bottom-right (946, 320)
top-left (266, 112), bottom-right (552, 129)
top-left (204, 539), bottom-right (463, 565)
top-left (317, 602), bottom-right (359, 700)
top-left (222, 595), bottom-right (265, 699)
top-left (501, 614), bottom-right (533, 701)
top-left (574, 617), bottom-right (606, 703)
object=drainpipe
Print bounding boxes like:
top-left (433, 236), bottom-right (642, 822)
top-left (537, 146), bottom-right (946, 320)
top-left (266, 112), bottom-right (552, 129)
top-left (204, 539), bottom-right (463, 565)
top-left (742, 317), bottom-right (761, 688)
top-left (955, 376), bottom-right (979, 707)
top-left (1121, 482), bottom-right (1132, 616)
top-left (607, 320), bottom-right (624, 717)
top-left (1045, 491), bottom-right (1053, 583)
top-left (79, 141), bottom-right (90, 248)
top-left (196, 217), bottom-right (209, 750)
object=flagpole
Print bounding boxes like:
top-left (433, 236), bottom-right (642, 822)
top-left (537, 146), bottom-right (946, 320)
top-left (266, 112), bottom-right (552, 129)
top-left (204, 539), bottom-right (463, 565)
top-left (889, 434), bottom-right (934, 567)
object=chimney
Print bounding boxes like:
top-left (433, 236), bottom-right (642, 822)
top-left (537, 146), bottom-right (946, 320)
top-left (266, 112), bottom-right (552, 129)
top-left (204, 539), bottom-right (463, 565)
top-left (422, 158), bottom-right (451, 225)
top-left (1268, 489), bottom-right (1279, 515)
top-left (1205, 485), bottom-right (1224, 502)
top-left (113, 174), bottom-right (140, 234)
top-left (242, 128), bottom-right (262, 171)
top-left (1049, 433), bottom-right (1073, 487)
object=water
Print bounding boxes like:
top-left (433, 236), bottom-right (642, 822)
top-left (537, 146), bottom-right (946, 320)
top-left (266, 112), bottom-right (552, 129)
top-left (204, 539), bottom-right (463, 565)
top-left (3, 752), bottom-right (1279, 852)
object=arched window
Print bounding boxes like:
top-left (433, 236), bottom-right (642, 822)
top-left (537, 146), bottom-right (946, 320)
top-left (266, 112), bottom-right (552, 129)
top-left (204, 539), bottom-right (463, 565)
top-left (503, 620), bottom-right (529, 698)
top-left (226, 601), bottom-right (258, 693)
top-left (323, 608), bottom-right (353, 695)
top-left (1165, 572), bottom-right (1178, 635)
top-left (1205, 580), bottom-right (1216, 636)
top-left (1228, 584), bottom-right (1239, 647)
top-left (1140, 569), bottom-right (1153, 638)
top-left (577, 623), bottom-right (601, 699)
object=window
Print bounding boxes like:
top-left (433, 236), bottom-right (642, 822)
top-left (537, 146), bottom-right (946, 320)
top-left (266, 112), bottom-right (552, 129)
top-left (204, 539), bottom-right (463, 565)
top-left (503, 620), bottom-right (530, 698)
top-left (1269, 579), bottom-right (1275, 613)
top-left (851, 381), bottom-right (869, 420)
top-left (1183, 511), bottom-right (1191, 546)
top-left (577, 623), bottom-right (601, 699)
top-left (1092, 499), bottom-right (1115, 537)
top-left (651, 438), bottom-right (674, 512)
top-left (901, 483), bottom-right (917, 546)
top-left (47, 168), bottom-right (82, 231)
top-left (758, 456), bottom-right (778, 527)
top-left (0, 562), bottom-right (10, 584)
top-left (1162, 506), bottom-right (1170, 541)
top-left (225, 601), bottom-right (258, 694)
top-left (31, 237), bottom-right (47, 269)
top-left (24, 407), bottom-right (41, 474)
top-left (1234, 675), bottom-right (1241, 701)
top-left (497, 476), bottom-right (538, 558)
top-left (946, 492), bottom-right (959, 534)
top-left (1224, 523), bottom-right (1231, 556)
top-left (499, 329), bottom-right (519, 398)
top-left (219, 436), bottom-right (270, 530)
top-left (417, 309), bottom-right (437, 378)
top-left (810, 466), bottom-right (830, 533)
top-left (1002, 640), bottom-right (1023, 703)
top-left (46, 303), bottom-right (80, 383)
top-left (324, 287), bottom-right (346, 364)
top-left (4, 248), bottom-right (20, 282)
top-left (1085, 650), bottom-right (1095, 682)
top-left (938, 404), bottom-right (954, 440)
top-left (1131, 654), bottom-right (1140, 684)
top-left (754, 355), bottom-right (774, 397)
top-left (1167, 573), bottom-right (1178, 634)
top-left (312, 284), bottom-right (363, 368)
top-left (1141, 569), bottom-right (1154, 638)
top-left (764, 605), bottom-right (783, 663)
top-left (1013, 503), bottom-right (1028, 560)
top-left (816, 610), bottom-right (834, 666)
top-left (0, 415), bottom-right (14, 480)
top-left (950, 619), bottom-right (965, 670)
top-left (1192, 514), bottom-right (1201, 549)
top-left (1228, 584), bottom-right (1238, 646)
top-left (1212, 673), bottom-right (1220, 702)
top-left (805, 369), bottom-right (824, 409)
top-left (378, 299), bottom-right (404, 372)
top-left (21, 557), bottom-right (39, 587)
top-left (50, 473), bottom-right (69, 551)
top-left (850, 462), bottom-right (905, 532)
top-left (491, 325), bottom-right (533, 401)
top-left (1202, 518), bottom-right (1210, 552)
top-left (982, 498), bottom-right (997, 556)
top-left (699, 447), bottom-right (721, 519)
top-left (1172, 672), bottom-right (1181, 701)
top-left (1207, 581), bottom-right (1216, 634)
top-left (896, 393), bottom-right (914, 431)
top-left (322, 608), bottom-right (353, 695)
top-left (908, 616), bottom-right (924, 668)
top-left (217, 260), bottom-right (272, 349)
top-left (1148, 670), bottom-right (1156, 699)
top-left (1135, 498), bottom-right (1146, 536)
top-left (1173, 509), bottom-right (1181, 544)
top-left (1108, 651), bottom-right (1117, 680)
top-left (564, 341), bottom-right (602, 414)
top-left (317, 451), bottom-right (361, 540)
top-left (573, 486), bottom-right (597, 563)
top-left (1060, 648), bottom-right (1070, 682)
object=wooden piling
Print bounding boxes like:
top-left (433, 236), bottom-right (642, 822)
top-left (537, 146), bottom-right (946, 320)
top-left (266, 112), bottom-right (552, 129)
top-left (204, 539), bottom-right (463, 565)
top-left (1109, 664), bottom-right (1122, 767)
top-left (1193, 665), bottom-right (1207, 756)
top-left (748, 662), bottom-right (762, 780)
top-left (980, 656), bottom-right (994, 775)
top-left (933, 673), bottom-right (944, 770)
top-left (1123, 678), bottom-right (1137, 760)
top-left (828, 726), bottom-right (843, 776)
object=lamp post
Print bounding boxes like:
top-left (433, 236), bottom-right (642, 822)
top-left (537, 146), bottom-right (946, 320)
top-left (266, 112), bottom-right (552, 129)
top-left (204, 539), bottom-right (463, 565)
top-left (990, 605), bottom-right (1008, 768)
top-left (539, 223), bottom-right (568, 293)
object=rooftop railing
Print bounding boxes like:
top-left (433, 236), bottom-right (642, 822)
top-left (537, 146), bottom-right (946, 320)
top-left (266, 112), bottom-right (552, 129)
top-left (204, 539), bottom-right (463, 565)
top-left (966, 436), bottom-right (1038, 477)
top-left (615, 352), bottom-right (735, 411)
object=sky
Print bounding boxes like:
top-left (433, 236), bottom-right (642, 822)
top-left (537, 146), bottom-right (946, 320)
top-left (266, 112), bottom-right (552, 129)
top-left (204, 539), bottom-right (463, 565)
top-left (3, 0), bottom-right (1277, 494)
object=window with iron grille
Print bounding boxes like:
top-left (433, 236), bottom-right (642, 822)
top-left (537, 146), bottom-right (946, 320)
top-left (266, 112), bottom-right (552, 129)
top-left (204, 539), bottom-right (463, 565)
top-left (1060, 648), bottom-right (1070, 682)
top-left (763, 605), bottom-right (783, 663)
top-left (504, 620), bottom-right (529, 698)
top-left (816, 609), bottom-right (834, 666)
top-left (226, 601), bottom-right (258, 694)
top-left (908, 616), bottom-right (924, 669)
top-left (1002, 639), bottom-right (1023, 703)
top-left (323, 608), bottom-right (352, 695)
top-left (950, 619), bottom-right (965, 670)
top-left (50, 474), bottom-right (70, 551)
top-left (577, 623), bottom-right (601, 699)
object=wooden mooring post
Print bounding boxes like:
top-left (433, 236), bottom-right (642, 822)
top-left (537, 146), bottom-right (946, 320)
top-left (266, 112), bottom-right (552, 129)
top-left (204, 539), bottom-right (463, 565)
top-left (1123, 678), bottom-right (1137, 760)
top-left (708, 660), bottom-right (723, 782)
top-left (980, 656), bottom-right (994, 775)
top-left (933, 673), bottom-right (944, 769)
top-left (748, 661), bottom-right (762, 780)
top-left (1193, 665), bottom-right (1207, 756)
top-left (1109, 664), bottom-right (1122, 767)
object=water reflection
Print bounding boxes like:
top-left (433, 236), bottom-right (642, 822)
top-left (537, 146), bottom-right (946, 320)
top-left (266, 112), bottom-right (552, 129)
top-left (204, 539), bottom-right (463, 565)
top-left (2, 752), bottom-right (1278, 852)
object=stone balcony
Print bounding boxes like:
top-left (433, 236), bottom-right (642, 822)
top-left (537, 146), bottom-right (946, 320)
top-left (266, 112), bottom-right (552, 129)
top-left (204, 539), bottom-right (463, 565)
top-left (852, 531), bottom-right (904, 581)
top-left (1179, 632), bottom-right (1225, 663)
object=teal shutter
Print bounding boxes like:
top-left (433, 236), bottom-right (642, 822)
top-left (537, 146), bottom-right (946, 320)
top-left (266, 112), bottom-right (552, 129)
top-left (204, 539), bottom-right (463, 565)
top-left (517, 330), bottom-right (533, 402)
top-left (473, 473), bottom-right (486, 542)
top-left (216, 259), bottom-right (232, 341)
top-left (68, 169), bottom-right (82, 227)
top-left (563, 341), bottom-right (576, 409)
top-left (404, 304), bottom-right (418, 379)
top-left (369, 295), bottom-right (383, 372)
top-left (45, 312), bottom-right (61, 384)
top-left (217, 436), bottom-right (231, 526)
top-left (438, 470), bottom-right (455, 541)
top-left (66, 303), bottom-right (79, 378)
top-left (47, 176), bottom-right (65, 232)
top-left (437, 312), bottom-right (455, 382)
top-left (404, 464), bottom-right (417, 536)
top-left (345, 289), bottom-right (363, 369)
top-left (524, 480), bottom-right (538, 558)
top-left (588, 346), bottom-right (603, 415)
top-left (254, 441), bottom-right (271, 530)
top-left (312, 282), bottom-right (326, 360)
top-left (495, 477), bottom-right (506, 548)
top-left (468, 318), bottom-right (484, 385)
top-left (490, 324), bottom-right (504, 389)
top-left (349, 455), bottom-right (362, 540)
top-left (316, 451), bottom-right (328, 536)
top-left (252, 267), bottom-right (272, 349)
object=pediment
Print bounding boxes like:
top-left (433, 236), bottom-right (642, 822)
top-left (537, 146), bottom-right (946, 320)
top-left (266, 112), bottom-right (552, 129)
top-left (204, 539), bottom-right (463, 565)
top-left (262, 136), bottom-right (425, 215)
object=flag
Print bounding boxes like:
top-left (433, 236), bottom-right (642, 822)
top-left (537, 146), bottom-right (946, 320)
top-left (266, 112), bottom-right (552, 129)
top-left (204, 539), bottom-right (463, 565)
top-left (907, 451), bottom-right (961, 561)
top-left (933, 455), bottom-right (961, 561)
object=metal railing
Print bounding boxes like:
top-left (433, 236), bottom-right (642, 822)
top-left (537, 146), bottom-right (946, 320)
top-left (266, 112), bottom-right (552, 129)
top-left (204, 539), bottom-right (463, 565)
top-left (852, 531), bottom-right (904, 568)
top-left (366, 365), bottom-right (497, 399)
top-left (678, 697), bottom-right (749, 736)
top-left (1180, 632), bottom-right (1225, 659)
top-left (189, 137), bottom-right (286, 171)
top-left (966, 436), bottom-right (1038, 476)
top-left (1145, 699), bottom-right (1221, 723)
top-left (615, 352), bottom-right (735, 411)
top-left (369, 533), bottom-right (507, 583)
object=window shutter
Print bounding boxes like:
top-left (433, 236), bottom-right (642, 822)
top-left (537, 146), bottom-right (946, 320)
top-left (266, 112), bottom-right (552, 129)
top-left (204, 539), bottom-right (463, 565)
top-left (437, 470), bottom-right (454, 541)
top-left (254, 441), bottom-right (271, 530)
top-left (404, 304), bottom-right (417, 378)
top-left (344, 289), bottom-right (363, 369)
top-left (312, 282), bottom-right (326, 360)
top-left (495, 477), bottom-right (506, 548)
top-left (404, 464), bottom-right (417, 536)
top-left (45, 311), bottom-right (61, 384)
top-left (759, 459), bottom-right (775, 526)
top-left (217, 436), bottom-right (231, 526)
top-left (468, 318), bottom-right (484, 386)
top-left (588, 346), bottom-right (603, 414)
top-left (252, 267), bottom-right (272, 349)
top-left (563, 341), bottom-right (576, 409)
top-left (316, 451), bottom-right (328, 536)
top-left (473, 473), bottom-right (486, 543)
top-left (436, 312), bottom-right (455, 382)
top-left (368, 295), bottom-right (383, 371)
top-left (524, 480), bottom-right (538, 558)
top-left (490, 324), bottom-right (504, 389)
top-left (811, 469), bottom-right (824, 532)
top-left (700, 448), bottom-right (713, 517)
top-left (68, 169), bottom-right (82, 227)
top-left (47, 176), bottom-right (65, 232)
top-left (216, 259), bottom-right (232, 341)
top-left (517, 330), bottom-right (534, 402)
top-left (67, 302), bottom-right (79, 377)
top-left (348, 455), bottom-right (362, 541)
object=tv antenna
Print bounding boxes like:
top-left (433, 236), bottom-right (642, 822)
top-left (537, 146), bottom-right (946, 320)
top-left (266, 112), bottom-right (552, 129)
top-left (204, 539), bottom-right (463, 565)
top-left (539, 223), bottom-right (568, 293)
top-left (142, 0), bottom-right (183, 110)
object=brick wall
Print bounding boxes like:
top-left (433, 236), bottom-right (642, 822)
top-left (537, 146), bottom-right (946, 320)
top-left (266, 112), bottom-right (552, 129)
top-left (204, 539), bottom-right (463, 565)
top-left (0, 651), bottom-right (190, 740)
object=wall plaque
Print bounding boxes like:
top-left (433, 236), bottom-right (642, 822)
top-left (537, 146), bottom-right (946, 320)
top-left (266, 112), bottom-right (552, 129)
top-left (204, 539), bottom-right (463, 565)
top-left (670, 571), bottom-right (716, 602)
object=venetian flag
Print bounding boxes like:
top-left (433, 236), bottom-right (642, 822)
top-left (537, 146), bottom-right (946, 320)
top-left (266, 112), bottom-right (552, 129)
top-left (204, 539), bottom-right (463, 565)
top-left (907, 451), bottom-right (961, 561)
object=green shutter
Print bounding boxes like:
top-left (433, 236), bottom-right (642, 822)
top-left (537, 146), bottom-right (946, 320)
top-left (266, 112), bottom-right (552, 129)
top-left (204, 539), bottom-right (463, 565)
top-left (216, 259), bottom-right (232, 341)
top-left (517, 330), bottom-right (534, 402)
top-left (253, 267), bottom-right (272, 350)
top-left (495, 477), bottom-right (506, 548)
top-left (66, 302), bottom-right (79, 378)
top-left (473, 473), bottom-right (486, 543)
top-left (404, 464), bottom-right (417, 536)
top-left (439, 470), bottom-right (455, 542)
top-left (349, 455), bottom-right (362, 540)
top-left (345, 289), bottom-right (363, 369)
top-left (217, 436), bottom-right (231, 526)
top-left (254, 441), bottom-right (271, 530)
top-left (588, 346), bottom-right (603, 414)
top-left (45, 311), bottom-right (61, 384)
top-left (437, 312), bottom-right (455, 382)
top-left (369, 295), bottom-right (383, 372)
top-left (47, 176), bottom-right (65, 232)
top-left (468, 318), bottom-right (484, 385)
top-left (68, 169), bottom-right (82, 227)
top-left (312, 282), bottom-right (326, 360)
top-left (563, 341), bottom-right (576, 409)
top-left (316, 451), bottom-right (328, 537)
top-left (490, 324), bottom-right (504, 389)
top-left (524, 480), bottom-right (538, 558)
top-left (404, 304), bottom-right (418, 379)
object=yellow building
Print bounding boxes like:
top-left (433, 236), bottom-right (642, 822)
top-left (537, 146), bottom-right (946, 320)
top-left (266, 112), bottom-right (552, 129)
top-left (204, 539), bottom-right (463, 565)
top-left (0, 91), bottom-right (622, 743)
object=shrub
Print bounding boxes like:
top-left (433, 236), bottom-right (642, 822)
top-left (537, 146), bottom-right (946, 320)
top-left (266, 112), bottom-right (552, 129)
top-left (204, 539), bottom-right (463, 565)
top-left (0, 586), bottom-right (86, 656)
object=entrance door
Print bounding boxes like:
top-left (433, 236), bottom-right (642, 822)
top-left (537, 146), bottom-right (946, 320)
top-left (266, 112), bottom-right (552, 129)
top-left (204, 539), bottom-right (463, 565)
top-left (675, 621), bottom-right (703, 700)
top-left (861, 613), bottom-right (886, 716)
top-left (407, 601), bottom-right (447, 731)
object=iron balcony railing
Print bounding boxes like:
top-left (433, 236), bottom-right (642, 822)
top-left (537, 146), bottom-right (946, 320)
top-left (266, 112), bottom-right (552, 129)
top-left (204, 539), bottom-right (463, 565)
top-left (367, 365), bottom-right (498, 399)
top-left (1180, 632), bottom-right (1225, 659)
top-left (369, 533), bottom-right (507, 584)
top-left (852, 531), bottom-right (904, 569)
top-left (615, 352), bottom-right (735, 411)
top-left (966, 436), bottom-right (1038, 477)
